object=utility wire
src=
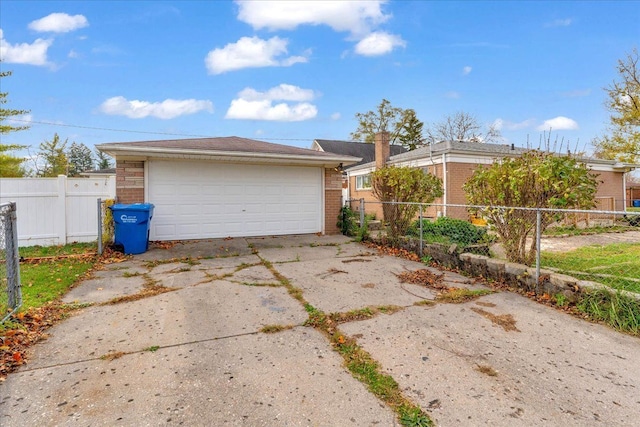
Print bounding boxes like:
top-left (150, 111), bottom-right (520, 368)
top-left (8, 118), bottom-right (320, 142)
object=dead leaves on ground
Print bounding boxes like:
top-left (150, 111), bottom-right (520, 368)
top-left (365, 242), bottom-right (421, 262)
top-left (397, 269), bottom-right (447, 290)
top-left (1, 303), bottom-right (88, 380)
top-left (470, 307), bottom-right (520, 332)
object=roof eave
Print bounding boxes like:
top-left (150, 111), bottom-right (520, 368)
top-left (96, 144), bottom-right (361, 168)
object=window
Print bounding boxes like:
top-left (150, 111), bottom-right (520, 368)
top-left (356, 174), bottom-right (372, 190)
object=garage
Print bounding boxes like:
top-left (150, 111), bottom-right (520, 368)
top-left (148, 160), bottom-right (322, 240)
top-left (96, 136), bottom-right (359, 241)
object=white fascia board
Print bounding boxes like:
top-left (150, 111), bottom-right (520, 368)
top-left (348, 167), bottom-right (375, 177)
top-left (96, 145), bottom-right (360, 168)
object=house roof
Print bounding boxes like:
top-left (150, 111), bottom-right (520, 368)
top-left (348, 140), bottom-right (638, 173)
top-left (313, 139), bottom-right (407, 168)
top-left (79, 168), bottom-right (116, 176)
top-left (96, 136), bottom-right (361, 168)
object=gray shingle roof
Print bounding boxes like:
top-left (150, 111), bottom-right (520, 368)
top-left (99, 136), bottom-right (348, 159)
top-left (314, 139), bottom-right (407, 168)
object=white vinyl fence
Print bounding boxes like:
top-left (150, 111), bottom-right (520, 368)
top-left (0, 175), bottom-right (116, 247)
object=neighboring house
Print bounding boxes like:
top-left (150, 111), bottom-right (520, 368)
top-left (347, 132), bottom-right (638, 220)
top-left (628, 184), bottom-right (640, 207)
top-left (312, 139), bottom-right (407, 202)
top-left (96, 137), bottom-right (360, 241)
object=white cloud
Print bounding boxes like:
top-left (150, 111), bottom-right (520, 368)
top-left (238, 84), bottom-right (315, 102)
top-left (462, 65), bottom-right (472, 75)
top-left (28, 13), bottom-right (89, 33)
top-left (545, 18), bottom-right (572, 28)
top-left (354, 31), bottom-right (405, 56)
top-left (235, 0), bottom-right (389, 36)
top-left (537, 116), bottom-right (579, 131)
top-left (0, 29), bottom-right (52, 66)
top-left (68, 49), bottom-right (78, 58)
top-left (331, 112), bottom-right (341, 120)
top-left (225, 84), bottom-right (318, 122)
top-left (444, 91), bottom-right (460, 99)
top-left (99, 96), bottom-right (213, 119)
top-left (495, 118), bottom-right (536, 131)
top-left (205, 36), bottom-right (308, 74)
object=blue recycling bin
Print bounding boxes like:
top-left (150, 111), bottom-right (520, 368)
top-left (110, 203), bottom-right (155, 254)
top-left (634, 200), bottom-right (640, 208)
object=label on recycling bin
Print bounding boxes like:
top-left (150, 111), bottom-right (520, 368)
top-left (120, 214), bottom-right (138, 223)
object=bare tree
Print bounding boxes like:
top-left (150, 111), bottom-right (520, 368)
top-left (425, 111), bottom-right (501, 143)
top-left (351, 99), bottom-right (425, 149)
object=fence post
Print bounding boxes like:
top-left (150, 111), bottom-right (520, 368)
top-left (359, 198), bottom-right (365, 228)
top-left (97, 198), bottom-right (103, 255)
top-left (419, 204), bottom-right (423, 256)
top-left (57, 175), bottom-right (67, 245)
top-left (535, 208), bottom-right (542, 293)
top-left (6, 202), bottom-right (22, 310)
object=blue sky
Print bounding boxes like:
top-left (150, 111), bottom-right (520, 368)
top-left (1, 0), bottom-right (638, 161)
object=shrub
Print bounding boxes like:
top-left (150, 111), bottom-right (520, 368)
top-left (408, 217), bottom-right (492, 248)
top-left (337, 205), bottom-right (358, 237)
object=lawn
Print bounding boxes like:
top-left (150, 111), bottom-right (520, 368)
top-left (18, 243), bottom-right (97, 310)
top-left (541, 243), bottom-right (640, 294)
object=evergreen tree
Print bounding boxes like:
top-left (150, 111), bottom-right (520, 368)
top-left (0, 70), bottom-right (29, 177)
top-left (68, 142), bottom-right (95, 176)
top-left (95, 149), bottom-right (113, 170)
top-left (38, 133), bottom-right (69, 177)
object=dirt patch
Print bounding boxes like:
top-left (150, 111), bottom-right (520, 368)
top-left (475, 301), bottom-right (497, 308)
top-left (470, 307), bottom-right (520, 332)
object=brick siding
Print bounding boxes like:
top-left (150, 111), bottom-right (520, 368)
top-left (116, 160), bottom-right (144, 204)
top-left (324, 168), bottom-right (343, 234)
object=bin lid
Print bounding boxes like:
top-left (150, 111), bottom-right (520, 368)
top-left (110, 203), bottom-right (155, 211)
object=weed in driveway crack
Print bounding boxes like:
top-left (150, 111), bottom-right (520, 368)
top-left (435, 288), bottom-right (494, 304)
top-left (262, 256), bottom-right (433, 426)
top-left (303, 303), bottom-right (433, 426)
top-left (259, 324), bottom-right (295, 334)
top-left (101, 274), bottom-right (176, 305)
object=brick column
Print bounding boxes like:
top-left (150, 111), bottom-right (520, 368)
top-left (116, 160), bottom-right (144, 203)
top-left (324, 168), bottom-right (343, 235)
top-left (375, 131), bottom-right (390, 169)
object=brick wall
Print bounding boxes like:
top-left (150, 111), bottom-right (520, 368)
top-left (324, 168), bottom-right (343, 234)
top-left (594, 170), bottom-right (624, 210)
top-left (349, 176), bottom-right (384, 220)
top-left (116, 160), bottom-right (144, 204)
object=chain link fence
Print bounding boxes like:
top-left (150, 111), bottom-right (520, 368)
top-left (346, 199), bottom-right (640, 295)
top-left (1, 202), bottom-right (22, 323)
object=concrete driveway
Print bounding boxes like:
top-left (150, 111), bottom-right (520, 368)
top-left (1, 235), bottom-right (639, 426)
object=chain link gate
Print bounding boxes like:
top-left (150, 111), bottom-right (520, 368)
top-left (1, 202), bottom-right (22, 323)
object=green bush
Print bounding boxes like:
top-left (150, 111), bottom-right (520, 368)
top-left (408, 216), bottom-right (491, 247)
top-left (337, 205), bottom-right (358, 236)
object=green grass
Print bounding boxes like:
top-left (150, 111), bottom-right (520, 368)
top-left (18, 243), bottom-right (96, 310)
top-left (19, 242), bottom-right (96, 258)
top-left (541, 243), bottom-right (640, 293)
top-left (577, 290), bottom-right (640, 335)
top-left (543, 224), bottom-right (636, 236)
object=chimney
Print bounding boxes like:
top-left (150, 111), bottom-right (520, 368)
top-left (375, 131), bottom-right (390, 169)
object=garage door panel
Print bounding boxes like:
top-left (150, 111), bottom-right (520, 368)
top-left (148, 160), bottom-right (322, 240)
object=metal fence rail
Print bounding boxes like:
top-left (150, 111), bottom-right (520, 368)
top-left (1, 202), bottom-right (22, 323)
top-left (347, 199), bottom-right (640, 295)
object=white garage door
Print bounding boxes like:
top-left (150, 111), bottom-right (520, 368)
top-left (148, 160), bottom-right (323, 240)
